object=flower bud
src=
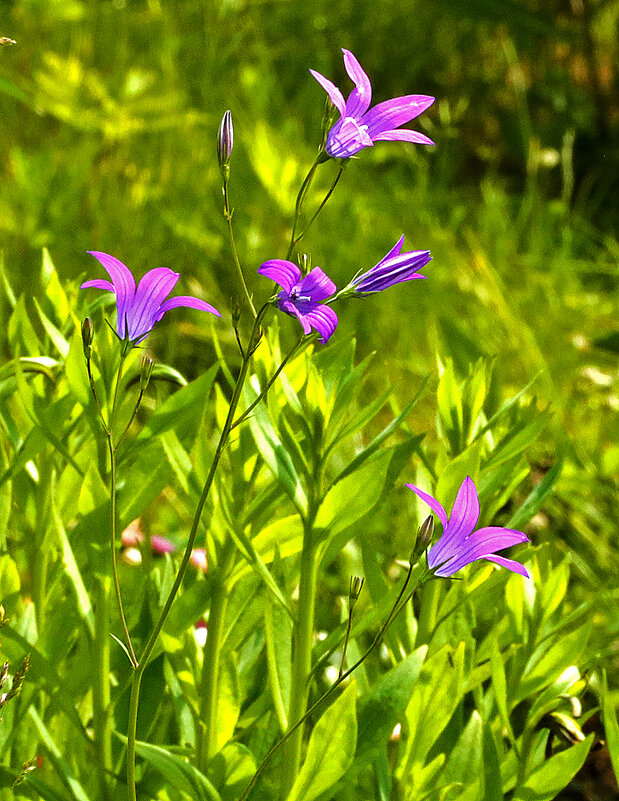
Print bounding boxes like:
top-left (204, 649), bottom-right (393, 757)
top-left (81, 317), bottom-right (93, 359)
top-left (409, 514), bottom-right (434, 565)
top-left (231, 303), bottom-right (241, 328)
top-left (298, 252), bottom-right (311, 276)
top-left (319, 97), bottom-right (338, 155)
top-left (349, 576), bottom-right (364, 608)
top-left (217, 110), bottom-right (233, 178)
top-left (139, 356), bottom-right (154, 392)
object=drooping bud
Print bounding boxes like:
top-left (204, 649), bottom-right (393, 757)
top-left (217, 110), bottom-right (234, 179)
top-left (139, 356), bottom-right (154, 392)
top-left (349, 576), bottom-right (364, 609)
top-left (81, 317), bottom-right (93, 359)
top-left (409, 514), bottom-right (435, 565)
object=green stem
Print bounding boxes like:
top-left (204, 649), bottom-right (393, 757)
top-left (239, 565), bottom-right (430, 801)
top-left (93, 576), bottom-right (113, 801)
top-left (196, 539), bottom-right (236, 770)
top-left (230, 333), bottom-right (305, 431)
top-left (292, 162), bottom-right (345, 251)
top-left (224, 179), bottom-right (257, 319)
top-left (126, 304), bottom-right (269, 801)
top-left (280, 524), bottom-right (320, 797)
top-left (286, 158), bottom-right (321, 261)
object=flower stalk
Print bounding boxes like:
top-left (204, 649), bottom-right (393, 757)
top-left (126, 303), bottom-right (269, 801)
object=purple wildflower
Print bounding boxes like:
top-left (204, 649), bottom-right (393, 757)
top-left (406, 477), bottom-right (530, 578)
top-left (150, 535), bottom-right (176, 555)
top-left (348, 236), bottom-right (431, 295)
top-left (258, 259), bottom-right (338, 343)
top-left (310, 49), bottom-right (435, 160)
top-left (81, 252), bottom-right (220, 346)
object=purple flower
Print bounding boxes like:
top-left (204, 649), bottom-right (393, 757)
top-left (150, 535), bottom-right (176, 555)
top-left (258, 260), bottom-right (338, 343)
top-left (310, 49), bottom-right (435, 160)
top-left (406, 477), bottom-right (530, 578)
top-left (81, 252), bottom-right (220, 346)
top-left (348, 236), bottom-right (431, 295)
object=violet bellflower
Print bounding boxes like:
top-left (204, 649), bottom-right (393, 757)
top-left (310, 49), bottom-right (435, 160)
top-left (406, 477), bottom-right (530, 578)
top-left (345, 236), bottom-right (431, 296)
top-left (257, 260), bottom-right (338, 343)
top-left (81, 252), bottom-right (220, 347)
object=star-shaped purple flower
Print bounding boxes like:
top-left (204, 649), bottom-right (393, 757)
top-left (348, 236), bottom-right (431, 295)
top-left (257, 260), bottom-right (338, 343)
top-left (406, 477), bottom-right (530, 578)
top-left (81, 252), bottom-right (220, 346)
top-left (310, 49), bottom-right (435, 160)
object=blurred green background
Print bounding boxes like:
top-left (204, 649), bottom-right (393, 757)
top-left (0, 0), bottom-right (617, 638)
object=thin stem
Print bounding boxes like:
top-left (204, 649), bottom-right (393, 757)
top-left (338, 605), bottom-right (354, 679)
top-left (224, 179), bottom-right (257, 319)
top-left (230, 333), bottom-right (305, 431)
top-left (286, 158), bottom-right (321, 261)
top-left (86, 354), bottom-right (109, 435)
top-left (93, 576), bottom-right (113, 801)
top-left (280, 530), bottom-right (320, 796)
top-left (293, 162), bottom-right (345, 251)
top-left (238, 565), bottom-right (431, 801)
top-left (116, 387), bottom-right (145, 448)
top-left (195, 539), bottom-right (236, 770)
top-left (126, 303), bottom-right (269, 801)
top-left (107, 436), bottom-right (138, 669)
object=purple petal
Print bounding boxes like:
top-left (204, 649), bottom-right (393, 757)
top-left (362, 95), bottom-right (435, 137)
top-left (87, 252), bottom-right (136, 338)
top-left (281, 300), bottom-right (312, 335)
top-left (429, 477), bottom-right (480, 567)
top-left (309, 69), bottom-right (346, 117)
top-left (326, 117), bottom-right (374, 158)
top-left (434, 526), bottom-right (528, 577)
top-left (377, 236), bottom-right (405, 265)
top-left (128, 268), bottom-right (179, 341)
top-left (405, 484), bottom-right (448, 529)
top-left (484, 554), bottom-right (530, 578)
top-left (157, 295), bottom-right (221, 320)
top-left (258, 260), bottom-right (301, 292)
top-left (299, 304), bottom-right (338, 343)
top-left (297, 267), bottom-right (336, 301)
top-left (81, 279), bottom-right (115, 293)
top-left (342, 49), bottom-right (372, 118)
top-left (372, 129), bottom-right (435, 146)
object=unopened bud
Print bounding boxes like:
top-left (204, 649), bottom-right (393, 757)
top-left (349, 576), bottom-right (364, 608)
top-left (231, 304), bottom-right (241, 328)
top-left (298, 253), bottom-right (311, 276)
top-left (139, 356), bottom-right (154, 392)
top-left (409, 515), bottom-right (434, 564)
top-left (217, 110), bottom-right (234, 178)
top-left (319, 96), bottom-right (338, 154)
top-left (81, 317), bottom-right (93, 359)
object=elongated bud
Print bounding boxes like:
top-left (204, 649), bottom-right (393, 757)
top-left (81, 317), bottom-right (93, 359)
top-left (139, 356), bottom-right (154, 392)
top-left (409, 514), bottom-right (434, 564)
top-left (231, 303), bottom-right (241, 328)
top-left (319, 96), bottom-right (338, 155)
top-left (349, 576), bottom-right (364, 608)
top-left (217, 110), bottom-right (233, 178)
top-left (298, 252), bottom-right (311, 276)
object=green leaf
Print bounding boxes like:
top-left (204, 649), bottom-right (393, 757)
top-left (64, 328), bottom-right (91, 406)
top-left (34, 297), bottom-right (70, 358)
top-left (286, 680), bottom-right (358, 801)
top-left (28, 707), bottom-right (91, 801)
top-left (214, 651), bottom-right (241, 752)
top-left (264, 590), bottom-right (292, 732)
top-left (355, 647), bottom-right (427, 768)
top-left (0, 553), bottom-right (21, 600)
top-left (512, 735), bottom-right (593, 801)
top-left (601, 672), bottom-right (619, 787)
top-left (517, 623), bottom-right (591, 701)
top-left (247, 395), bottom-right (308, 516)
top-left (129, 738), bottom-right (222, 801)
top-left (435, 439), bottom-right (482, 511)
top-left (507, 457), bottom-right (563, 529)
top-left (440, 711), bottom-right (482, 787)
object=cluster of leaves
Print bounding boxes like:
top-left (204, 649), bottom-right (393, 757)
top-left (0, 251), bottom-right (616, 800)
